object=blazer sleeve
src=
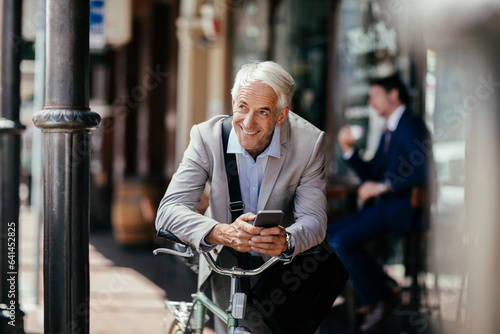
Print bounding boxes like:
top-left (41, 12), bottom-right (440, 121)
top-left (345, 148), bottom-right (380, 180)
top-left (155, 123), bottom-right (220, 251)
top-left (286, 131), bottom-right (328, 255)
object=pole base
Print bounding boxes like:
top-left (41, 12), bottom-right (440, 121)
top-left (0, 304), bottom-right (25, 334)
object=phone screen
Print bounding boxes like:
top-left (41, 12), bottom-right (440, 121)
top-left (253, 210), bottom-right (283, 228)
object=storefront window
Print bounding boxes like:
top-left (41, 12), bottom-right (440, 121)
top-left (231, 0), bottom-right (270, 76)
top-left (424, 41), bottom-right (470, 304)
top-left (230, 0), bottom-right (331, 130)
top-left (419, 4), bottom-right (500, 325)
top-left (272, 0), bottom-right (331, 130)
top-left (332, 0), bottom-right (414, 178)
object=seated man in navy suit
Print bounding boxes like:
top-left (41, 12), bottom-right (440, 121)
top-left (327, 74), bottom-right (433, 332)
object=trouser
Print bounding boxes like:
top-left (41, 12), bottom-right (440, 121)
top-left (326, 197), bottom-right (415, 306)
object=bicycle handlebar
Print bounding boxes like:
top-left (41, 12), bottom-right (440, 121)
top-left (202, 252), bottom-right (281, 277)
top-left (154, 228), bottom-right (282, 277)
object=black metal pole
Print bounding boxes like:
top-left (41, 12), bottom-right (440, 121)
top-left (32, 0), bottom-right (100, 333)
top-left (0, 0), bottom-right (26, 333)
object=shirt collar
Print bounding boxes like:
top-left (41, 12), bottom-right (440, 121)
top-left (386, 104), bottom-right (406, 132)
top-left (228, 125), bottom-right (281, 159)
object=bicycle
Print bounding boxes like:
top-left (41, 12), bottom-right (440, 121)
top-left (153, 228), bottom-right (282, 334)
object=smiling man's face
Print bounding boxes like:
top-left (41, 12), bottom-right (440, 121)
top-left (232, 82), bottom-right (289, 160)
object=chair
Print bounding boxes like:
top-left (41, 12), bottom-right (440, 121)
top-left (343, 187), bottom-right (434, 333)
top-left (401, 186), bottom-right (433, 311)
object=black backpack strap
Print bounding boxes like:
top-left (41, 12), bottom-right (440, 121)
top-left (221, 115), bottom-right (250, 292)
top-left (222, 115), bottom-right (245, 220)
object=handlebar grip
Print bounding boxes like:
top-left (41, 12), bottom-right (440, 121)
top-left (157, 228), bottom-right (187, 246)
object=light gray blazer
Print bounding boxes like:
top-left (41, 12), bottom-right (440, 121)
top-left (155, 112), bottom-right (327, 288)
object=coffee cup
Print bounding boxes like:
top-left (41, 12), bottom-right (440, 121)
top-left (350, 125), bottom-right (364, 140)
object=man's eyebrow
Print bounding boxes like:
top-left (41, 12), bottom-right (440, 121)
top-left (237, 99), bottom-right (272, 112)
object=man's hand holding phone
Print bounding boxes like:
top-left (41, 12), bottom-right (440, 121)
top-left (249, 210), bottom-right (287, 256)
top-left (205, 210), bottom-right (287, 256)
top-left (253, 210), bottom-right (283, 228)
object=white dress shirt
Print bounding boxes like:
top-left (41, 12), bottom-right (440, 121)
top-left (201, 125), bottom-right (281, 250)
top-left (227, 125), bottom-right (281, 215)
top-left (385, 104), bottom-right (406, 132)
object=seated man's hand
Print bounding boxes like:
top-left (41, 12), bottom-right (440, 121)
top-left (338, 125), bottom-right (356, 153)
top-left (357, 181), bottom-right (389, 200)
top-left (249, 225), bottom-right (287, 257)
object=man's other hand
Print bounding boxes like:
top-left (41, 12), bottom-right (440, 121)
top-left (249, 225), bottom-right (287, 257)
top-left (338, 125), bottom-right (356, 153)
top-left (357, 181), bottom-right (388, 200)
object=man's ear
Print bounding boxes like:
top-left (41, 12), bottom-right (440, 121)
top-left (276, 107), bottom-right (289, 126)
top-left (388, 89), bottom-right (399, 103)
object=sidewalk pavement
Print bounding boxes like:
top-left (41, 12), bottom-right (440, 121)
top-left (19, 208), bottom-right (167, 334)
top-left (17, 206), bottom-right (462, 334)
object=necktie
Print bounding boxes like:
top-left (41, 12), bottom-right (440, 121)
top-left (383, 128), bottom-right (392, 153)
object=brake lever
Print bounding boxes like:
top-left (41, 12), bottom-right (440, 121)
top-left (153, 246), bottom-right (195, 258)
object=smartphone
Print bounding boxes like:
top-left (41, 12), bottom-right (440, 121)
top-left (253, 210), bottom-right (283, 228)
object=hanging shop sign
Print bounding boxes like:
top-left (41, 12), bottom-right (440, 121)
top-left (90, 0), bottom-right (132, 52)
top-left (90, 0), bottom-right (106, 51)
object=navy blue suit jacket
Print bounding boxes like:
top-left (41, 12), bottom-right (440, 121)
top-left (345, 109), bottom-right (433, 232)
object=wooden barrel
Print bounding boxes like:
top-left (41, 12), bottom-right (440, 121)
top-left (111, 179), bottom-right (164, 246)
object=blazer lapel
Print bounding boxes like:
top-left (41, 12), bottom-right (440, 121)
top-left (257, 118), bottom-right (290, 210)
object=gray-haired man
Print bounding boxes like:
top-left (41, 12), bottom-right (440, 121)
top-left (156, 61), bottom-right (327, 332)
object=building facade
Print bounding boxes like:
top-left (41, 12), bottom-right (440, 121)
top-left (15, 0), bottom-right (500, 332)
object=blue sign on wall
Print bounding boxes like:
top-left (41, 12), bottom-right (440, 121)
top-left (90, 0), bottom-right (106, 51)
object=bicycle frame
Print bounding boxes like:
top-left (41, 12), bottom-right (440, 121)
top-left (154, 245), bottom-right (282, 333)
top-left (164, 280), bottom-right (241, 333)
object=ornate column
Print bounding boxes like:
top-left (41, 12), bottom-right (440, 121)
top-left (32, 1), bottom-right (100, 333)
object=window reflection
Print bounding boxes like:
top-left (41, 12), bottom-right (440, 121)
top-left (425, 46), bottom-right (468, 297)
top-left (332, 0), bottom-right (412, 178)
top-left (231, 0), bottom-right (270, 76)
top-left (272, 0), bottom-right (331, 130)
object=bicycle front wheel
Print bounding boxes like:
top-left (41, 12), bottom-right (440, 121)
top-left (167, 319), bottom-right (183, 334)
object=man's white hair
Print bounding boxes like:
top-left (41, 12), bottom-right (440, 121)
top-left (231, 61), bottom-right (295, 111)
